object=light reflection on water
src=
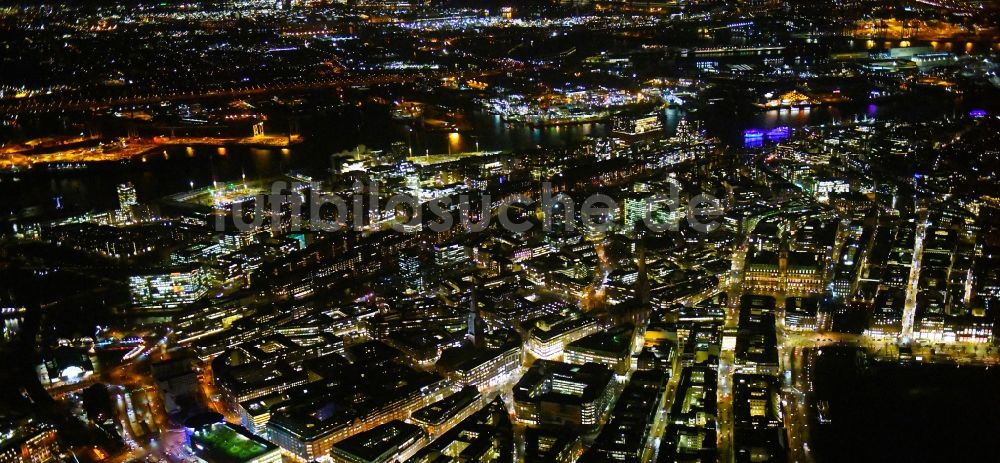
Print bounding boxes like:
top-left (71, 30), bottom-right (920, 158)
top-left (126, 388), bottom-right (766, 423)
top-left (0, 96), bottom-right (967, 220)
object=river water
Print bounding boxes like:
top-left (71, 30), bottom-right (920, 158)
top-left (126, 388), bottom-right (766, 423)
top-left (0, 88), bottom-right (985, 223)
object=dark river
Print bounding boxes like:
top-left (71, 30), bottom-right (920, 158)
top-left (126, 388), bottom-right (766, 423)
top-left (0, 86), bottom-right (987, 223)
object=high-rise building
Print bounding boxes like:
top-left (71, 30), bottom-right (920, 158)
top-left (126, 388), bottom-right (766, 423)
top-left (399, 253), bottom-right (424, 293)
top-left (116, 182), bottom-right (138, 223)
top-left (117, 182), bottom-right (138, 209)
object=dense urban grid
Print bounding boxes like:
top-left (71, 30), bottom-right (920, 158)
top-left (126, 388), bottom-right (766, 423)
top-left (1, 0), bottom-right (999, 462)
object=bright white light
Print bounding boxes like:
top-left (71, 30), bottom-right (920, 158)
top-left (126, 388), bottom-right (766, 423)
top-left (61, 366), bottom-right (85, 379)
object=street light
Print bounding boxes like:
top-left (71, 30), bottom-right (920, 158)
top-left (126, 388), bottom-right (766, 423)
top-left (407, 127), bottom-right (413, 157)
top-left (448, 131), bottom-right (460, 156)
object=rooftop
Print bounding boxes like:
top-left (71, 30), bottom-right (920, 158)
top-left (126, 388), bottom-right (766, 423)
top-left (514, 360), bottom-right (614, 405)
top-left (565, 324), bottom-right (635, 358)
top-left (189, 423), bottom-right (277, 463)
top-left (330, 420), bottom-right (424, 462)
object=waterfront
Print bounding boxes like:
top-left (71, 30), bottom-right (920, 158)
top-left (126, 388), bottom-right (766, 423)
top-left (812, 347), bottom-right (1000, 462)
top-left (7, 89), bottom-right (989, 225)
top-left (2, 2), bottom-right (1000, 462)
top-left (1, 86), bottom-right (987, 225)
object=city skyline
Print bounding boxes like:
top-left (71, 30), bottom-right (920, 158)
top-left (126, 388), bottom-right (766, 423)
top-left (1, 1), bottom-right (999, 463)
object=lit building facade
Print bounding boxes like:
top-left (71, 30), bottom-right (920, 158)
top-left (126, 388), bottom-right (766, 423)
top-left (129, 266), bottom-right (213, 309)
top-left (513, 361), bottom-right (615, 429)
top-left (527, 317), bottom-right (600, 360)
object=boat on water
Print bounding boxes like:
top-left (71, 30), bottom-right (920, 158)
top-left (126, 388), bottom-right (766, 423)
top-left (505, 110), bottom-right (610, 127)
top-left (753, 90), bottom-right (821, 109)
top-left (392, 101), bottom-right (425, 120)
top-left (46, 163), bottom-right (89, 171)
top-left (528, 114), bottom-right (609, 127)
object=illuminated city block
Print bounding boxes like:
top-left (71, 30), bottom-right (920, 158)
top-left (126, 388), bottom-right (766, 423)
top-left (187, 422), bottom-right (281, 463)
